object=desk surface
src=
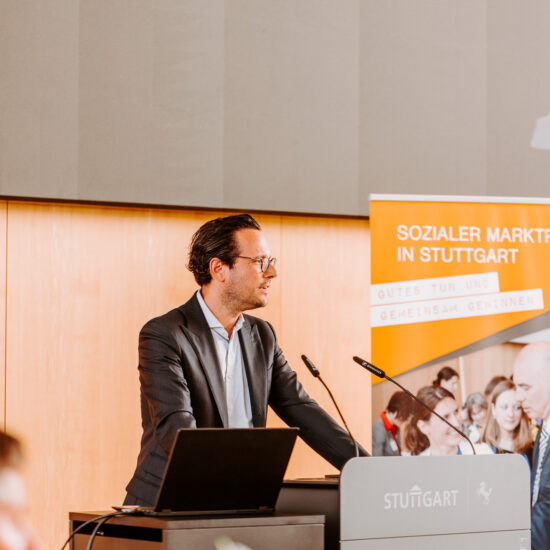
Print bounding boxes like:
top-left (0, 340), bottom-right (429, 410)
top-left (69, 510), bottom-right (325, 550)
top-left (69, 510), bottom-right (324, 529)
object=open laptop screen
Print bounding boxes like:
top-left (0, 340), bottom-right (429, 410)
top-left (154, 427), bottom-right (299, 514)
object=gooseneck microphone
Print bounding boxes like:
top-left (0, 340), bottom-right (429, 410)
top-left (352, 356), bottom-right (476, 455)
top-left (301, 355), bottom-right (360, 458)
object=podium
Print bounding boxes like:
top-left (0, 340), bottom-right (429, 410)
top-left (68, 511), bottom-right (324, 549)
top-left (278, 454), bottom-right (531, 550)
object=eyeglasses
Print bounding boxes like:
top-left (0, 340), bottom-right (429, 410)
top-left (234, 256), bottom-right (277, 273)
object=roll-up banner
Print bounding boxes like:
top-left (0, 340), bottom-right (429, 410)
top-left (370, 195), bottom-right (550, 382)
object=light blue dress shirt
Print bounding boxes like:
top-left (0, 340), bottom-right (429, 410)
top-left (196, 290), bottom-right (253, 428)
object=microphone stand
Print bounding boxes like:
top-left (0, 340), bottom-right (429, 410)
top-left (301, 355), bottom-right (360, 458)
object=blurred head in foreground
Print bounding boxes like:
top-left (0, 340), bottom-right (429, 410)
top-left (0, 431), bottom-right (44, 550)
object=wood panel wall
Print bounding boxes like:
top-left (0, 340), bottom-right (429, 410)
top-left (276, 217), bottom-right (371, 477)
top-left (0, 202), bottom-right (5, 429)
top-left (2, 201), bottom-right (371, 549)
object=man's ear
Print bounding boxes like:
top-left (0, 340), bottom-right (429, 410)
top-left (417, 419), bottom-right (430, 437)
top-left (209, 257), bottom-right (228, 282)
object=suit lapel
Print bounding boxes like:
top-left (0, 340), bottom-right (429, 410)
top-left (532, 429), bottom-right (541, 492)
top-left (542, 450), bottom-right (550, 499)
top-left (534, 428), bottom-right (541, 461)
top-left (181, 295), bottom-right (229, 427)
top-left (239, 319), bottom-right (267, 427)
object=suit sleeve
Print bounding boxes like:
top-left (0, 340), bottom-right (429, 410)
top-left (138, 318), bottom-right (197, 454)
top-left (532, 487), bottom-right (550, 550)
top-left (371, 420), bottom-right (386, 456)
top-left (265, 324), bottom-right (369, 469)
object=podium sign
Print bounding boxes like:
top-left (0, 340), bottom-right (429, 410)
top-left (340, 455), bottom-right (530, 549)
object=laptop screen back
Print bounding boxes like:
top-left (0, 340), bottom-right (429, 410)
top-left (154, 427), bottom-right (298, 513)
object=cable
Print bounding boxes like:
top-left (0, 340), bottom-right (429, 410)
top-left (85, 514), bottom-right (112, 550)
top-left (59, 510), bottom-right (134, 550)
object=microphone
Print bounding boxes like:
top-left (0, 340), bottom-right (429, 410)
top-left (353, 356), bottom-right (476, 455)
top-left (301, 355), bottom-right (360, 458)
top-left (353, 356), bottom-right (385, 378)
top-left (301, 355), bottom-right (320, 378)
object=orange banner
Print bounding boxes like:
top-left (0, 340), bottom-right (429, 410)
top-left (370, 196), bottom-right (550, 381)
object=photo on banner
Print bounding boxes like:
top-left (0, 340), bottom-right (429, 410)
top-left (370, 195), bottom-right (550, 384)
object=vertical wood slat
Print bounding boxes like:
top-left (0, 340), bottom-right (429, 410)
top-left (276, 216), bottom-right (371, 477)
top-left (4, 202), bottom-right (371, 549)
top-left (0, 202), bottom-right (6, 429)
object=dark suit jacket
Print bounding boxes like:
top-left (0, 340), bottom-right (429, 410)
top-left (125, 293), bottom-right (366, 505)
top-left (531, 426), bottom-right (550, 549)
top-left (371, 416), bottom-right (400, 456)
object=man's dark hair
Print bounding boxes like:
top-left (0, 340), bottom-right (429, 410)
top-left (187, 214), bottom-right (261, 286)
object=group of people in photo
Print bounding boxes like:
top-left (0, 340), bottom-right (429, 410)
top-left (373, 364), bottom-right (534, 460)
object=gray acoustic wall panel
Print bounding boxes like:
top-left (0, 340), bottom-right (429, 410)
top-left (223, 1), bottom-right (360, 215)
top-left (1, 1), bottom-right (549, 215)
top-left (487, 0), bottom-right (550, 198)
top-left (0, 0), bottom-right (80, 199)
top-left (78, 1), bottom-right (226, 207)
top-left (359, 1), bottom-right (488, 213)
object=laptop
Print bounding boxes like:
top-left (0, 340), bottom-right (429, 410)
top-left (122, 427), bottom-right (298, 516)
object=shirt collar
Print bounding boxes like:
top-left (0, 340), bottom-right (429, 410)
top-left (381, 411), bottom-right (394, 431)
top-left (196, 290), bottom-right (244, 334)
top-left (381, 411), bottom-right (399, 439)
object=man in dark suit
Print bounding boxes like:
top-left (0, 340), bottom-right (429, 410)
top-left (124, 214), bottom-right (367, 505)
top-left (514, 341), bottom-right (550, 549)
